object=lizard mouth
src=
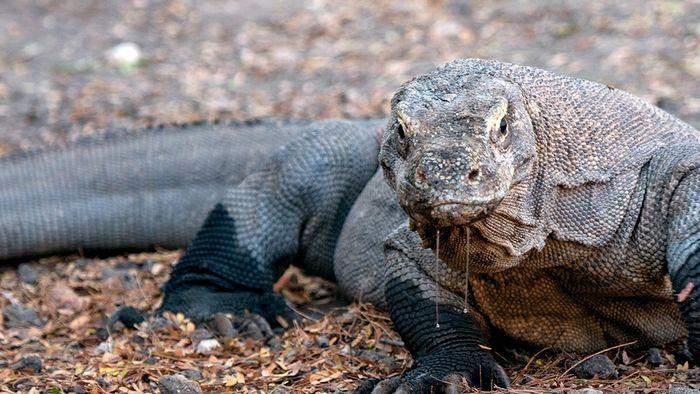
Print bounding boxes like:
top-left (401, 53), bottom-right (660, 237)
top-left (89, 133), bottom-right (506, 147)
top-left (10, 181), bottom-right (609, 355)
top-left (430, 202), bottom-right (493, 226)
top-left (409, 198), bottom-right (502, 228)
top-left (407, 198), bottom-right (502, 250)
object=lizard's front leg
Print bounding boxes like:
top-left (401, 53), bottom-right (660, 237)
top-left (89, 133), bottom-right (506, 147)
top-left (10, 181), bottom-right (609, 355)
top-left (667, 159), bottom-right (700, 360)
top-left (157, 121), bottom-right (380, 324)
top-left (358, 225), bottom-right (509, 393)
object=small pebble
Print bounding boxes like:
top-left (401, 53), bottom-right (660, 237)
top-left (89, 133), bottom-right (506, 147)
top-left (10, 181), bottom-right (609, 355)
top-left (108, 306), bottom-right (145, 330)
top-left (208, 313), bottom-right (236, 338)
top-left (190, 328), bottom-right (213, 341)
top-left (115, 261), bottom-right (139, 270)
top-left (572, 354), bottom-right (618, 380)
top-left (96, 376), bottom-right (110, 388)
top-left (93, 327), bottom-right (109, 341)
top-left (150, 316), bottom-right (173, 331)
top-left (579, 389), bottom-right (604, 394)
top-left (71, 384), bottom-right (87, 394)
top-left (144, 357), bottom-right (159, 365)
top-left (106, 42), bottom-right (143, 69)
top-left (518, 374), bottom-right (534, 384)
top-left (99, 267), bottom-right (121, 280)
top-left (21, 339), bottom-right (46, 353)
top-left (182, 369), bottom-right (204, 380)
top-left (646, 347), bottom-right (664, 366)
top-left (267, 336), bottom-right (283, 351)
top-left (2, 303), bottom-right (44, 328)
top-left (316, 335), bottom-right (330, 348)
top-left (130, 333), bottom-right (146, 345)
top-left (158, 374), bottom-right (202, 394)
top-left (73, 259), bottom-right (91, 270)
top-left (17, 263), bottom-right (39, 284)
top-left (101, 267), bottom-right (138, 289)
top-left (11, 354), bottom-right (42, 373)
top-left (95, 341), bottom-right (112, 354)
top-left (195, 339), bottom-right (221, 354)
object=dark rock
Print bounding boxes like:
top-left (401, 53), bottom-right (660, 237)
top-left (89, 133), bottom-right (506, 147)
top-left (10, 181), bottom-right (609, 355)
top-left (115, 261), bottom-right (139, 270)
top-left (108, 306), bottom-right (145, 330)
top-left (233, 313), bottom-right (273, 339)
top-left (572, 354), bottom-right (618, 379)
top-left (182, 369), bottom-right (204, 381)
top-left (101, 267), bottom-right (137, 289)
top-left (93, 327), bottom-right (109, 341)
top-left (22, 340), bottom-right (46, 353)
top-left (100, 267), bottom-right (121, 280)
top-left (141, 259), bottom-right (157, 271)
top-left (96, 376), bottom-right (110, 388)
top-left (130, 333), bottom-right (146, 345)
top-left (316, 335), bottom-right (330, 348)
top-left (656, 96), bottom-right (682, 113)
top-left (646, 348), bottom-right (664, 366)
top-left (677, 340), bottom-right (696, 364)
top-left (272, 327), bottom-right (285, 335)
top-left (2, 304), bottom-right (43, 328)
top-left (144, 357), bottom-right (159, 365)
top-left (71, 384), bottom-right (87, 394)
top-left (149, 316), bottom-right (174, 331)
top-left (190, 328), bottom-right (213, 341)
top-left (11, 354), bottom-right (42, 373)
top-left (17, 263), bottom-right (39, 284)
top-left (518, 374), bottom-right (534, 385)
top-left (158, 374), bottom-right (202, 394)
top-left (73, 259), bottom-right (91, 270)
top-left (355, 349), bottom-right (396, 371)
top-left (267, 336), bottom-right (283, 351)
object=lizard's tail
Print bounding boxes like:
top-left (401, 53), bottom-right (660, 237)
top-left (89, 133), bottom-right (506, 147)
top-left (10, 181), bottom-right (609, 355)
top-left (0, 119), bottom-right (306, 261)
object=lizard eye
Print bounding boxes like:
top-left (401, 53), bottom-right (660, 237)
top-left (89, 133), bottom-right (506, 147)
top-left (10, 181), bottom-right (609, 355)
top-left (396, 122), bottom-right (406, 142)
top-left (499, 117), bottom-right (508, 135)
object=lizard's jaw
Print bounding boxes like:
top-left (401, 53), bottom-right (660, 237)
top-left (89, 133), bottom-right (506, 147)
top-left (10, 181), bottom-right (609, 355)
top-left (407, 197), bottom-right (503, 250)
top-left (429, 201), bottom-right (499, 226)
top-left (407, 195), bottom-right (503, 228)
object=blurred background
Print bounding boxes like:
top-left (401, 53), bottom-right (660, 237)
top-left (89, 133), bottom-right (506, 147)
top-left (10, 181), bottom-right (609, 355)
top-left (1, 0), bottom-right (699, 151)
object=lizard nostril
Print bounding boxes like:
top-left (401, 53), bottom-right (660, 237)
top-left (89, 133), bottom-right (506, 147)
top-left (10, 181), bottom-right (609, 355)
top-left (468, 169), bottom-right (480, 182)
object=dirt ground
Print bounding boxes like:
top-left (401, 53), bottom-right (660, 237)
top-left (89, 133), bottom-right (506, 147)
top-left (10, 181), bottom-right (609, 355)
top-left (1, 0), bottom-right (699, 392)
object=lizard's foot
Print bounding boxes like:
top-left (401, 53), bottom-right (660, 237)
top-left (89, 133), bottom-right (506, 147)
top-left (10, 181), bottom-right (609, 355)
top-left (158, 285), bottom-right (298, 326)
top-left (355, 350), bottom-right (510, 393)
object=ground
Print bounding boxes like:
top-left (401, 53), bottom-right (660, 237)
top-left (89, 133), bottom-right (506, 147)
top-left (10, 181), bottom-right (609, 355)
top-left (0, 0), bottom-right (699, 392)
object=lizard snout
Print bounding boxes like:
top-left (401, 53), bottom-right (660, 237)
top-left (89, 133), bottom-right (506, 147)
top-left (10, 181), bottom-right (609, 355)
top-left (412, 150), bottom-right (484, 190)
top-left (402, 149), bottom-right (506, 227)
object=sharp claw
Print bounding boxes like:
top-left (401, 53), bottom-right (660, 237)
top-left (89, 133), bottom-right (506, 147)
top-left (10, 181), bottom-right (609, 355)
top-left (369, 376), bottom-right (401, 394)
top-left (247, 313), bottom-right (274, 336)
top-left (393, 385), bottom-right (413, 394)
top-left (491, 363), bottom-right (511, 388)
top-left (442, 374), bottom-right (464, 394)
top-left (354, 378), bottom-right (380, 394)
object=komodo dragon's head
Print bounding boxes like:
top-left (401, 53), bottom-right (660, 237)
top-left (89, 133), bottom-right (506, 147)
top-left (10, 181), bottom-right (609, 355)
top-left (379, 68), bottom-right (537, 256)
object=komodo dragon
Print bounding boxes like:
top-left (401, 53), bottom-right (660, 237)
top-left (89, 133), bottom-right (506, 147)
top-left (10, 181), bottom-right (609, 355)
top-left (1, 59), bottom-right (698, 392)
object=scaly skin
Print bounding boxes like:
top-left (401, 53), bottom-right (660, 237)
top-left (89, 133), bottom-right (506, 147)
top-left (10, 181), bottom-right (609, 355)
top-left (371, 59), bottom-right (699, 391)
top-left (1, 60), bottom-right (698, 392)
